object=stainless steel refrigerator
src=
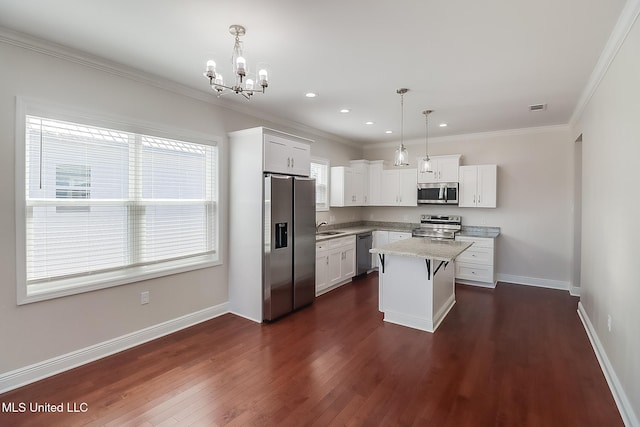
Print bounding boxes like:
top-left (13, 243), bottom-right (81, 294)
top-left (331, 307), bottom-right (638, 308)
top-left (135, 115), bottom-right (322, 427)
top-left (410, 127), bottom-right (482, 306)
top-left (263, 175), bottom-right (316, 321)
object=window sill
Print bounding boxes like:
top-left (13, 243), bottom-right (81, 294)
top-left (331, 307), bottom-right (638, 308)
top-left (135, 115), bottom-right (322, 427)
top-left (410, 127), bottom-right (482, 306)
top-left (19, 254), bottom-right (220, 305)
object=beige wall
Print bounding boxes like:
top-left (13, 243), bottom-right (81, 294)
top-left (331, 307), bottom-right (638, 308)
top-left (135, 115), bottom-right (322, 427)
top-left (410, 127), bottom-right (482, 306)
top-left (363, 127), bottom-right (574, 287)
top-left (308, 140), bottom-right (363, 226)
top-left (0, 38), bottom-right (359, 375)
top-left (573, 14), bottom-right (640, 423)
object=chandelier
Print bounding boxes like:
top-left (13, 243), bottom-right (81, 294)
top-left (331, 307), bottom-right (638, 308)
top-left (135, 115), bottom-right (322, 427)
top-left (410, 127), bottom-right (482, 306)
top-left (393, 88), bottom-right (410, 166)
top-left (419, 110), bottom-right (434, 173)
top-left (203, 25), bottom-right (268, 100)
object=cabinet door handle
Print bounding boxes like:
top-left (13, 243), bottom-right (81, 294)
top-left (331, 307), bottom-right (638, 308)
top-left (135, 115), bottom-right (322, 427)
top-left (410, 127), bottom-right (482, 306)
top-left (326, 256), bottom-right (329, 265)
top-left (478, 195), bottom-right (481, 203)
top-left (291, 157), bottom-right (294, 167)
top-left (287, 157), bottom-right (291, 167)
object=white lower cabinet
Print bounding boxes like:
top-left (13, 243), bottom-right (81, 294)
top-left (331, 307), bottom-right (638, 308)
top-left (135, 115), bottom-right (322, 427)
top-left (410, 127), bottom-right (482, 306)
top-left (388, 231), bottom-right (412, 243)
top-left (315, 235), bottom-right (356, 295)
top-left (315, 244), bottom-right (330, 292)
top-left (371, 231), bottom-right (411, 269)
top-left (454, 235), bottom-right (495, 286)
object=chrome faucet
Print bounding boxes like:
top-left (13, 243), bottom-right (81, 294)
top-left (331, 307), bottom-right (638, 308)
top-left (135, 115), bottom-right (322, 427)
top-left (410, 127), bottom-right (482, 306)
top-left (315, 221), bottom-right (328, 233)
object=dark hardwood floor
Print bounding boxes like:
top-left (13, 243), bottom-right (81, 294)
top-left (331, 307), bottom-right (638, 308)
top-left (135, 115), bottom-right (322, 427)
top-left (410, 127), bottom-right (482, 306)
top-left (0, 273), bottom-right (623, 426)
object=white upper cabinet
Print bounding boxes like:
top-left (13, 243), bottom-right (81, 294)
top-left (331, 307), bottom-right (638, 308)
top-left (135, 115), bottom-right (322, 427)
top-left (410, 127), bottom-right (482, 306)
top-left (331, 160), bottom-right (417, 207)
top-left (350, 160), bottom-right (370, 205)
top-left (263, 132), bottom-right (311, 176)
top-left (367, 160), bottom-right (385, 206)
top-left (459, 164), bottom-right (497, 208)
top-left (380, 169), bottom-right (417, 206)
top-left (417, 155), bottom-right (461, 183)
top-left (398, 169), bottom-right (418, 206)
top-left (330, 166), bottom-right (364, 206)
top-left (380, 170), bottom-right (399, 206)
top-left (330, 161), bottom-right (370, 207)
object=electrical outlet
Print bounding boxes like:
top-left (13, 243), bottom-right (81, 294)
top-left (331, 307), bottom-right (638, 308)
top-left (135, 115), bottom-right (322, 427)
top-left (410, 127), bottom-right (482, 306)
top-left (141, 291), bottom-right (150, 305)
top-left (607, 314), bottom-right (612, 332)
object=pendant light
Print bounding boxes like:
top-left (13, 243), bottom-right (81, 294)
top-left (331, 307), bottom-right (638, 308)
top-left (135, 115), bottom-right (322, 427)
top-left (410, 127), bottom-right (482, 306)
top-left (393, 88), bottom-right (410, 166)
top-left (419, 110), bottom-right (434, 173)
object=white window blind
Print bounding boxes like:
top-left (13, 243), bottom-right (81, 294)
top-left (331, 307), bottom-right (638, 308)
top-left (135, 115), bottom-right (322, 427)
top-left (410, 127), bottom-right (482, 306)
top-left (310, 158), bottom-right (329, 211)
top-left (22, 115), bottom-right (218, 301)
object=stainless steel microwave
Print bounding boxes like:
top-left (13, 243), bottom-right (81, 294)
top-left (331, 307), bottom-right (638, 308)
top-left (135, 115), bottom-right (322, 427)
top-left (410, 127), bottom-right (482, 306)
top-left (417, 182), bottom-right (459, 205)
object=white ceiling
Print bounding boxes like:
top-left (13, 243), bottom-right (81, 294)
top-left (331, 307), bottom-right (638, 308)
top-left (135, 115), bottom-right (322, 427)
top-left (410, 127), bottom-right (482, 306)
top-left (0, 0), bottom-right (627, 144)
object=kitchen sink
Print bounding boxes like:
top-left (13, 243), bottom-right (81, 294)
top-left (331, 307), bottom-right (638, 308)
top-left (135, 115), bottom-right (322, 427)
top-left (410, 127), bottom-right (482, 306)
top-left (316, 231), bottom-right (344, 236)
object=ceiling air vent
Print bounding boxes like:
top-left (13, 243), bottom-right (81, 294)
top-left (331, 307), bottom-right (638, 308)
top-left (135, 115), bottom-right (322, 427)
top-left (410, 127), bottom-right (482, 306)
top-left (529, 103), bottom-right (547, 112)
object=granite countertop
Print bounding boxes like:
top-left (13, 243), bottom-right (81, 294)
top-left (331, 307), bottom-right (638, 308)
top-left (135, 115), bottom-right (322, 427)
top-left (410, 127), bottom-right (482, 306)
top-left (370, 237), bottom-right (473, 262)
top-left (457, 226), bottom-right (501, 238)
top-left (315, 221), bottom-right (416, 242)
top-left (315, 222), bottom-right (500, 242)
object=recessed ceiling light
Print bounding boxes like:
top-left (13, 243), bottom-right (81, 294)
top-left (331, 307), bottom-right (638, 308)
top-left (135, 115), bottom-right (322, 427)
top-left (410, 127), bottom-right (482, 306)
top-left (365, 121), bottom-right (374, 125)
top-left (305, 92), bottom-right (317, 98)
top-left (340, 109), bottom-right (350, 113)
top-left (439, 123), bottom-right (448, 127)
top-left (385, 130), bottom-right (393, 134)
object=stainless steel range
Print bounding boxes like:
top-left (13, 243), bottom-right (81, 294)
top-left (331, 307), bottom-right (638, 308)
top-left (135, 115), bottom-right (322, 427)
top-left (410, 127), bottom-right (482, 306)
top-left (412, 215), bottom-right (461, 240)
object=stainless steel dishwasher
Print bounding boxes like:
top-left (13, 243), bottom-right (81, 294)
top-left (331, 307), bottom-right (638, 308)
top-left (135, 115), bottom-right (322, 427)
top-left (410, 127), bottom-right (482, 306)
top-left (356, 232), bottom-right (373, 276)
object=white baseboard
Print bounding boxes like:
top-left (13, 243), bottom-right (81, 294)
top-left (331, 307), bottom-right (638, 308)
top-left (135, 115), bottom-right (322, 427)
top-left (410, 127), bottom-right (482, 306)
top-left (496, 274), bottom-right (570, 291)
top-left (383, 310), bottom-right (434, 333)
top-left (432, 294), bottom-right (456, 332)
top-left (570, 284), bottom-right (581, 297)
top-left (456, 279), bottom-right (496, 289)
top-left (315, 278), bottom-right (352, 297)
top-left (228, 310), bottom-right (261, 324)
top-left (577, 302), bottom-right (638, 427)
top-left (0, 302), bottom-right (229, 394)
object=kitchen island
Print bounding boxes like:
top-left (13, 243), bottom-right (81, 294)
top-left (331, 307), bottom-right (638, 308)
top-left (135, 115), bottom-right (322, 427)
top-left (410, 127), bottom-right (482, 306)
top-left (370, 238), bottom-right (472, 332)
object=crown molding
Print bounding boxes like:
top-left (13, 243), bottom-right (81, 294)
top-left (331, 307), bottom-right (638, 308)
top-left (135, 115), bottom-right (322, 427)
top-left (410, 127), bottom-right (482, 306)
top-left (0, 26), bottom-right (356, 148)
top-left (363, 124), bottom-right (571, 150)
top-left (569, 0), bottom-right (640, 127)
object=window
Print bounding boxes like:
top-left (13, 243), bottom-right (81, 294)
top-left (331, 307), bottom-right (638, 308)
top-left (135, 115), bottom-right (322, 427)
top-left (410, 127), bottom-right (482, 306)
top-left (310, 158), bottom-right (329, 211)
top-left (17, 105), bottom-right (219, 304)
top-left (55, 164), bottom-right (91, 212)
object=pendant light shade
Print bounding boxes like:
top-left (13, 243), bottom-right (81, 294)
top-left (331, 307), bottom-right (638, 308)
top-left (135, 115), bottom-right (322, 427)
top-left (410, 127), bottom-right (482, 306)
top-left (394, 145), bottom-right (409, 166)
top-left (393, 88), bottom-right (410, 166)
top-left (419, 109), bottom-right (434, 173)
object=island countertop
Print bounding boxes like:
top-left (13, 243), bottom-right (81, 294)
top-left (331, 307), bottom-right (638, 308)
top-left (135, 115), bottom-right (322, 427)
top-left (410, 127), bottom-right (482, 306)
top-left (370, 237), bottom-right (473, 262)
